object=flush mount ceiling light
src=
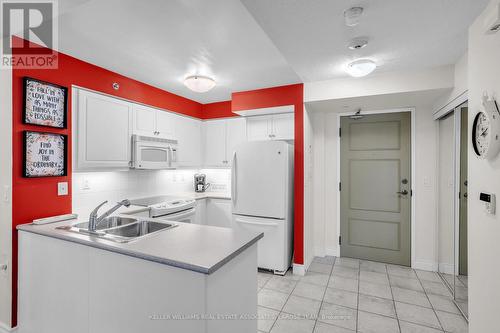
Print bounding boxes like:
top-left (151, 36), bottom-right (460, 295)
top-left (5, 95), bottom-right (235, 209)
top-left (345, 59), bottom-right (377, 77)
top-left (183, 75), bottom-right (216, 93)
top-left (344, 7), bottom-right (364, 27)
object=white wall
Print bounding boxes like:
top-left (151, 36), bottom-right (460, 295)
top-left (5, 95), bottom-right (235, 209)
top-left (303, 106), bottom-right (315, 270)
top-left (0, 66), bottom-right (12, 329)
top-left (72, 169), bottom-right (230, 217)
top-left (309, 102), bottom-right (439, 270)
top-left (467, 1), bottom-right (500, 331)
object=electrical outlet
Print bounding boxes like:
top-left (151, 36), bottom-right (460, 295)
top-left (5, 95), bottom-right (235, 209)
top-left (82, 178), bottom-right (90, 191)
top-left (58, 182), bottom-right (68, 196)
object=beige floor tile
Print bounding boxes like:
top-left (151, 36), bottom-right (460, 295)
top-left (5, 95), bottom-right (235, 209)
top-left (334, 258), bottom-right (360, 269)
top-left (358, 294), bottom-right (396, 318)
top-left (392, 287), bottom-right (431, 308)
top-left (317, 302), bottom-right (357, 331)
top-left (360, 261), bottom-right (387, 274)
top-left (389, 275), bottom-right (424, 292)
top-left (328, 275), bottom-right (359, 293)
top-left (435, 310), bottom-right (468, 333)
top-left (309, 262), bottom-right (334, 274)
top-left (359, 280), bottom-right (393, 299)
top-left (357, 310), bottom-right (399, 333)
top-left (282, 295), bottom-right (322, 319)
top-left (313, 256), bottom-right (336, 265)
top-left (332, 266), bottom-right (359, 279)
top-left (395, 302), bottom-right (442, 329)
top-left (302, 271), bottom-right (331, 286)
top-left (427, 294), bottom-right (460, 314)
top-left (258, 306), bottom-right (279, 332)
top-left (399, 320), bottom-right (444, 333)
top-left (265, 276), bottom-right (298, 294)
top-left (293, 281), bottom-right (327, 301)
top-left (313, 321), bottom-right (355, 333)
top-left (359, 271), bottom-right (390, 285)
top-left (259, 272), bottom-right (273, 288)
top-left (258, 288), bottom-right (290, 310)
top-left (323, 288), bottom-right (358, 309)
top-left (415, 270), bottom-right (442, 283)
top-left (420, 280), bottom-right (451, 297)
top-left (387, 265), bottom-right (417, 279)
top-left (270, 315), bottom-right (316, 333)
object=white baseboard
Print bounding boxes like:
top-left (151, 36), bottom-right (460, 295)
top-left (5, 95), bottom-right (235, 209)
top-left (0, 322), bottom-right (15, 333)
top-left (413, 260), bottom-right (438, 272)
top-left (292, 263), bottom-right (306, 276)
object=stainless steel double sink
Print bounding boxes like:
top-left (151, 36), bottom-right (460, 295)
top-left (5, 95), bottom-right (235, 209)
top-left (57, 216), bottom-right (177, 243)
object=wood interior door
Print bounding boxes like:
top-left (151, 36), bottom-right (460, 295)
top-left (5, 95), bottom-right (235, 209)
top-left (340, 112), bottom-right (411, 266)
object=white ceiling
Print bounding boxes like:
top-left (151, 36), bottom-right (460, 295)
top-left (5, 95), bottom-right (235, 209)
top-left (241, 0), bottom-right (489, 82)
top-left (54, 0), bottom-right (489, 103)
top-left (56, 0), bottom-right (300, 103)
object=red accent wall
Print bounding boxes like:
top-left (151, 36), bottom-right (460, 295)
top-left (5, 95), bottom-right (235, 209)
top-left (10, 37), bottom-right (202, 327)
top-left (232, 84), bottom-right (304, 265)
top-left (201, 100), bottom-right (233, 119)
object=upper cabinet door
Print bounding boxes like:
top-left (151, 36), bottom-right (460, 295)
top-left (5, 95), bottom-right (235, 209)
top-left (156, 110), bottom-right (177, 139)
top-left (247, 115), bottom-right (271, 141)
top-left (203, 120), bottom-right (227, 167)
top-left (271, 113), bottom-right (294, 140)
top-left (76, 89), bottom-right (133, 170)
top-left (175, 115), bottom-right (202, 167)
top-left (133, 104), bottom-right (156, 136)
top-left (226, 117), bottom-right (247, 166)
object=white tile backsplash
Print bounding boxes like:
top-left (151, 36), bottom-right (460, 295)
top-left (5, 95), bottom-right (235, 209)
top-left (72, 169), bottom-right (231, 217)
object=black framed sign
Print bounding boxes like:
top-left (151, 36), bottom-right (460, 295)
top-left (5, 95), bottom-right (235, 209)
top-left (23, 131), bottom-right (67, 178)
top-left (23, 77), bottom-right (68, 128)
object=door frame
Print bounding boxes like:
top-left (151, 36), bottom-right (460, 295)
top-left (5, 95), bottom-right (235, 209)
top-left (336, 108), bottom-right (416, 267)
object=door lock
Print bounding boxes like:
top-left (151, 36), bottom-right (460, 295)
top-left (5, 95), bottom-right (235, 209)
top-left (401, 178), bottom-right (408, 185)
top-left (397, 190), bottom-right (409, 196)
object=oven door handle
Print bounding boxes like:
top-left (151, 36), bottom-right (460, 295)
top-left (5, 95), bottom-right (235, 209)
top-left (157, 207), bottom-right (195, 220)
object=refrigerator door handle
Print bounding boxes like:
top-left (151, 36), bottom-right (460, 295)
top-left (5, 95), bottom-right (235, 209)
top-left (235, 217), bottom-right (278, 227)
top-left (231, 151), bottom-right (237, 207)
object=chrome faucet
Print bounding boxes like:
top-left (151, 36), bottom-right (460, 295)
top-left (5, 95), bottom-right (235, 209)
top-left (88, 199), bottom-right (131, 232)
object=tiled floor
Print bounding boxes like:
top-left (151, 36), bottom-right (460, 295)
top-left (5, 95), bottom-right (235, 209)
top-left (257, 256), bottom-right (468, 333)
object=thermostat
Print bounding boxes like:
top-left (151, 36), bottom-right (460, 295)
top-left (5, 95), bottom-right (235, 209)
top-left (480, 192), bottom-right (496, 214)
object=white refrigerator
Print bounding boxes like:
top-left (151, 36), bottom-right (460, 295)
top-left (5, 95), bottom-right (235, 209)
top-left (231, 140), bottom-right (294, 274)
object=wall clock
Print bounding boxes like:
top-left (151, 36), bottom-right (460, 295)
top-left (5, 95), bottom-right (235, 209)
top-left (472, 94), bottom-right (500, 159)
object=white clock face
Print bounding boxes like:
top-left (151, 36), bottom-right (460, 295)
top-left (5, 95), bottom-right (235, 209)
top-left (473, 112), bottom-right (490, 157)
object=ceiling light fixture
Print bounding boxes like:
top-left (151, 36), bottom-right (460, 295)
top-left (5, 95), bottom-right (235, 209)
top-left (344, 7), bottom-right (364, 27)
top-left (345, 59), bottom-right (377, 77)
top-left (183, 75), bottom-right (216, 93)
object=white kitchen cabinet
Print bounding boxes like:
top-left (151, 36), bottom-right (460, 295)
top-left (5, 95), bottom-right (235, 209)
top-left (75, 88), bottom-right (133, 170)
top-left (174, 115), bottom-right (202, 167)
top-left (246, 113), bottom-right (294, 141)
top-left (133, 104), bottom-right (176, 139)
top-left (226, 118), bottom-right (247, 165)
top-left (206, 198), bottom-right (232, 228)
top-left (194, 199), bottom-right (207, 225)
top-left (203, 118), bottom-right (247, 167)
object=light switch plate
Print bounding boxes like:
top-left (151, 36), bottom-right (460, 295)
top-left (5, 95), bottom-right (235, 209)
top-left (58, 182), bottom-right (68, 196)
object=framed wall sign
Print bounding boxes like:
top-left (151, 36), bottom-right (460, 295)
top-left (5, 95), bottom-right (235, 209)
top-left (23, 131), bottom-right (67, 178)
top-left (23, 77), bottom-right (68, 128)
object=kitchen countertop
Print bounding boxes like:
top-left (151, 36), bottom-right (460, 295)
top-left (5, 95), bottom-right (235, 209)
top-left (17, 215), bottom-right (262, 275)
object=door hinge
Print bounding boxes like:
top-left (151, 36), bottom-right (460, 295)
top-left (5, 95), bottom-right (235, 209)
top-left (339, 182), bottom-right (342, 191)
top-left (410, 189), bottom-right (413, 197)
top-left (339, 236), bottom-right (342, 245)
top-left (339, 127), bottom-right (342, 137)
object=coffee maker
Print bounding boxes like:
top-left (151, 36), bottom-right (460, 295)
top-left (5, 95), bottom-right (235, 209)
top-left (194, 173), bottom-right (209, 192)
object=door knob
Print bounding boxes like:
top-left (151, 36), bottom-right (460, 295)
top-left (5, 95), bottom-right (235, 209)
top-left (397, 190), bottom-right (409, 195)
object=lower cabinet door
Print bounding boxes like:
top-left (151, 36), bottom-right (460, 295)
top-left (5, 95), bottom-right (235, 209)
top-left (206, 199), bottom-right (232, 228)
top-left (232, 215), bottom-right (288, 272)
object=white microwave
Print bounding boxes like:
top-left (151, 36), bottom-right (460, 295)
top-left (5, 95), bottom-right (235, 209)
top-left (131, 135), bottom-right (178, 169)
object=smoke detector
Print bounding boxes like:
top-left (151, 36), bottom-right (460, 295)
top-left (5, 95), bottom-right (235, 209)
top-left (344, 7), bottom-right (364, 27)
top-left (348, 37), bottom-right (369, 50)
